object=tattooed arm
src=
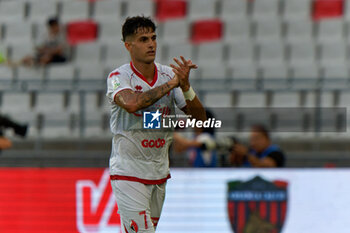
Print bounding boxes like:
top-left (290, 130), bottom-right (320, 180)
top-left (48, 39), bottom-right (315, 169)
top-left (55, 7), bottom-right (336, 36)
top-left (114, 77), bottom-right (179, 113)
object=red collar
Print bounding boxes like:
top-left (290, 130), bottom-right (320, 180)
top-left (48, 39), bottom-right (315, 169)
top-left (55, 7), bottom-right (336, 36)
top-left (130, 62), bottom-right (158, 87)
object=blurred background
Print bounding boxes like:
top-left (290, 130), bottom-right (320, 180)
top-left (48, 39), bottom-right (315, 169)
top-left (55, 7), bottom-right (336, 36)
top-left (0, 0), bottom-right (350, 232)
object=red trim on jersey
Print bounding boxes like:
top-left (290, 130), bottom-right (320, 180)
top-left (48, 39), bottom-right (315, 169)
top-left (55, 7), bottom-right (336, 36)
top-left (109, 71), bottom-right (120, 78)
top-left (110, 174), bottom-right (171, 185)
top-left (151, 217), bottom-right (160, 227)
top-left (130, 62), bottom-right (158, 87)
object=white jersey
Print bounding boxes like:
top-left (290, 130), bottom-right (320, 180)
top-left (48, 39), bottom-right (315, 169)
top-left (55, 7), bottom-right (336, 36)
top-left (106, 62), bottom-right (186, 184)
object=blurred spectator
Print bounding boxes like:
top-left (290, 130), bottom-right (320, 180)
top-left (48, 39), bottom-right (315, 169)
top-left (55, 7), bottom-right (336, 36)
top-left (173, 110), bottom-right (217, 167)
top-left (229, 125), bottom-right (285, 167)
top-left (0, 114), bottom-right (28, 153)
top-left (21, 17), bottom-right (68, 67)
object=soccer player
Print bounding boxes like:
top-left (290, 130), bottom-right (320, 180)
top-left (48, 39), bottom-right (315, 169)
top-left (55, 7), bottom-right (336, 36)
top-left (106, 16), bottom-right (206, 233)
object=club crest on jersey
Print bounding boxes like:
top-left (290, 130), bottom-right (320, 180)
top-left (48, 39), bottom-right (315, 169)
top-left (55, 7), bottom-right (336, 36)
top-left (143, 110), bottom-right (161, 129)
top-left (112, 78), bottom-right (121, 90)
top-left (227, 176), bottom-right (288, 233)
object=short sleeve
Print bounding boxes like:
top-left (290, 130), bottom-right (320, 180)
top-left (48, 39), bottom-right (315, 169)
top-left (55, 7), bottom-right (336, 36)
top-left (174, 87), bottom-right (186, 109)
top-left (106, 71), bottom-right (132, 104)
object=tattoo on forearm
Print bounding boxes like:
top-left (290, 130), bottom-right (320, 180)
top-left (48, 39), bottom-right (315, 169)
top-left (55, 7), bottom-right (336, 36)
top-left (137, 83), bottom-right (172, 107)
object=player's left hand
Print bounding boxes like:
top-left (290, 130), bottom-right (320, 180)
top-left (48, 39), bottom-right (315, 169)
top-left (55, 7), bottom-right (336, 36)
top-left (170, 56), bottom-right (198, 91)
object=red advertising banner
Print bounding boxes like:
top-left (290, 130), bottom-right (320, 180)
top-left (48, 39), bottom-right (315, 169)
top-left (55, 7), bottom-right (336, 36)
top-left (0, 168), bottom-right (121, 233)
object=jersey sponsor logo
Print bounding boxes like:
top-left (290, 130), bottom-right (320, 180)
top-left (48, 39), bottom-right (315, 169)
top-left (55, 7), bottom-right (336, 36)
top-left (135, 85), bottom-right (143, 93)
top-left (143, 110), bottom-right (161, 129)
top-left (227, 176), bottom-right (288, 233)
top-left (76, 169), bottom-right (121, 233)
top-left (141, 138), bottom-right (166, 148)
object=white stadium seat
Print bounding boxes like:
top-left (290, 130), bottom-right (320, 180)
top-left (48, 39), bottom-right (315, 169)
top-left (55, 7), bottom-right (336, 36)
top-left (252, 0), bottom-right (280, 20)
top-left (27, 0), bottom-right (58, 23)
top-left (0, 1), bottom-right (25, 23)
top-left (93, 0), bottom-right (122, 22)
top-left (220, 0), bottom-right (248, 20)
top-left (159, 19), bottom-right (189, 44)
top-left (237, 92), bottom-right (266, 107)
top-left (60, 0), bottom-right (89, 23)
top-left (74, 42), bottom-right (102, 65)
top-left (223, 18), bottom-right (251, 42)
top-left (188, 0), bottom-right (217, 20)
top-left (124, 0), bottom-right (154, 19)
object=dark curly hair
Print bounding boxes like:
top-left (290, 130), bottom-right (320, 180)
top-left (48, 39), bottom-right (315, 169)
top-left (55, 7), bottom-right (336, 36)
top-left (122, 16), bottom-right (156, 42)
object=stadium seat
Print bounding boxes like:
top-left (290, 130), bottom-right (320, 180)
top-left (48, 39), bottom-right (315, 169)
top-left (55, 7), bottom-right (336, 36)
top-left (40, 112), bottom-right (78, 138)
top-left (93, 0), bottom-right (122, 23)
top-left (0, 0), bottom-right (25, 23)
top-left (261, 64), bottom-right (289, 80)
top-left (237, 92), bottom-right (266, 107)
top-left (1, 93), bottom-right (31, 114)
top-left (74, 42), bottom-right (102, 65)
top-left (104, 43), bottom-right (129, 68)
top-left (258, 40), bottom-right (286, 67)
top-left (227, 40), bottom-right (255, 66)
top-left (288, 41), bottom-right (317, 66)
top-left (223, 18), bottom-right (251, 42)
top-left (252, 0), bottom-right (280, 20)
top-left (35, 92), bottom-right (65, 114)
top-left (199, 64), bottom-right (228, 80)
top-left (304, 91), bottom-right (334, 107)
top-left (159, 19), bottom-right (189, 44)
top-left (291, 63), bottom-right (320, 79)
top-left (254, 17), bottom-right (282, 42)
top-left (283, 0), bottom-right (312, 21)
top-left (3, 22), bottom-right (34, 45)
top-left (285, 20), bottom-right (314, 44)
top-left (77, 63), bottom-right (106, 82)
top-left (155, 0), bottom-right (187, 21)
top-left (17, 66), bottom-right (45, 82)
top-left (60, 0), bottom-right (90, 23)
top-left (191, 19), bottom-right (223, 44)
top-left (187, 0), bottom-right (217, 20)
top-left (316, 19), bottom-right (344, 43)
top-left (271, 92), bottom-right (300, 107)
top-left (97, 20), bottom-right (123, 44)
top-left (8, 43), bottom-right (34, 62)
top-left (46, 64), bottom-right (76, 89)
top-left (313, 0), bottom-right (344, 21)
top-left (196, 42), bottom-right (224, 66)
top-left (66, 20), bottom-right (98, 45)
top-left (319, 41), bottom-right (347, 66)
top-left (220, 0), bottom-right (247, 20)
top-left (0, 66), bottom-right (14, 81)
top-left (323, 63), bottom-right (349, 79)
top-left (162, 43), bottom-right (194, 66)
top-left (27, 0), bottom-right (58, 23)
top-left (232, 65), bottom-right (258, 80)
top-left (124, 0), bottom-right (154, 19)
top-left (203, 92), bottom-right (232, 107)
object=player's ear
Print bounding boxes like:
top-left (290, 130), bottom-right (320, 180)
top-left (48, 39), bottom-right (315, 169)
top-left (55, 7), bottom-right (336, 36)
top-left (124, 41), bottom-right (131, 52)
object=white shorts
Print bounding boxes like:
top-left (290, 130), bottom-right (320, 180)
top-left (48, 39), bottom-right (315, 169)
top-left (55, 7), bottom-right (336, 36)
top-left (111, 180), bottom-right (166, 233)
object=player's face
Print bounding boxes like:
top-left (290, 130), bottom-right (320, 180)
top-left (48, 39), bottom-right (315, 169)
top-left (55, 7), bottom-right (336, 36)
top-left (126, 27), bottom-right (157, 64)
top-left (250, 131), bottom-right (269, 153)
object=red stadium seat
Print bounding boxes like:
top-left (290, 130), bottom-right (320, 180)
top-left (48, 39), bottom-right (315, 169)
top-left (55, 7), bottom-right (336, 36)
top-left (191, 19), bottom-right (223, 44)
top-left (313, 0), bottom-right (344, 21)
top-left (156, 0), bottom-right (187, 21)
top-left (66, 20), bottom-right (98, 45)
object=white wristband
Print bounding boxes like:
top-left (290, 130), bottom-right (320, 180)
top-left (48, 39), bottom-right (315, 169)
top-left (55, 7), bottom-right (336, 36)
top-left (183, 86), bottom-right (196, 101)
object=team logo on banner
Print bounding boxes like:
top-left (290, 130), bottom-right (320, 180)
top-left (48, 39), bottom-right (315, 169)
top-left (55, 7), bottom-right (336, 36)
top-left (76, 169), bottom-right (120, 233)
top-left (227, 176), bottom-right (288, 233)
